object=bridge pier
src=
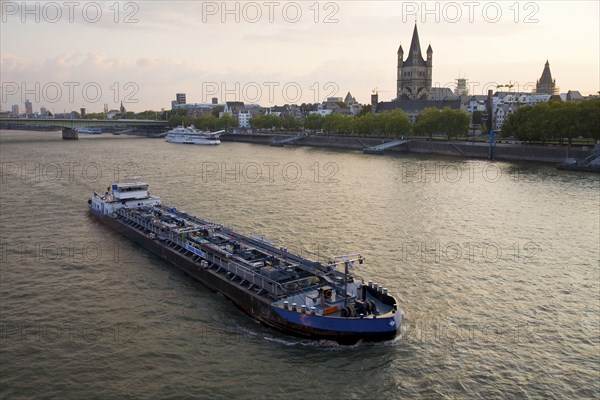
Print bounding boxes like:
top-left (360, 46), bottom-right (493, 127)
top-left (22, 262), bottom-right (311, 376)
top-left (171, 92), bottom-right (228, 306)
top-left (62, 128), bottom-right (78, 140)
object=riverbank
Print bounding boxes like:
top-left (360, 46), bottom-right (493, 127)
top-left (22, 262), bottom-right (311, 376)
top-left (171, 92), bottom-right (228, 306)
top-left (221, 133), bottom-right (597, 164)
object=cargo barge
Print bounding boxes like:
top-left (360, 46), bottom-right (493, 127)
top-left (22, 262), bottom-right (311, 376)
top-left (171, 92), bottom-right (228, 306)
top-left (89, 181), bottom-right (403, 344)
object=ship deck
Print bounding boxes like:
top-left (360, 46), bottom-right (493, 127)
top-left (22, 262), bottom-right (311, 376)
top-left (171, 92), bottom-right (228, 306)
top-left (113, 204), bottom-right (397, 319)
top-left (115, 205), bottom-right (335, 291)
top-left (273, 287), bottom-right (390, 318)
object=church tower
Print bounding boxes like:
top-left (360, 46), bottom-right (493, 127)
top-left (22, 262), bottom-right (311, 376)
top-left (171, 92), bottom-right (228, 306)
top-left (396, 24), bottom-right (432, 100)
top-left (396, 44), bottom-right (404, 99)
top-left (535, 60), bottom-right (557, 95)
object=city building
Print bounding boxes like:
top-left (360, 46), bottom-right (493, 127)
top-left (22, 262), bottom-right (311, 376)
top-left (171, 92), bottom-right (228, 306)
top-left (11, 104), bottom-right (19, 116)
top-left (221, 101), bottom-right (261, 128)
top-left (53, 112), bottom-right (76, 119)
top-left (464, 95), bottom-right (488, 113)
top-left (25, 99), bottom-right (33, 115)
top-left (535, 60), bottom-right (557, 95)
top-left (429, 87), bottom-right (458, 101)
top-left (308, 104), bottom-right (334, 117)
top-left (264, 105), bottom-right (287, 117)
top-left (454, 78), bottom-right (469, 96)
top-left (564, 90), bottom-right (583, 102)
top-left (176, 93), bottom-right (187, 105)
top-left (263, 104), bottom-right (303, 119)
top-left (172, 103), bottom-right (217, 117)
top-left (344, 92), bottom-right (357, 105)
top-left (494, 104), bottom-right (515, 130)
top-left (312, 92), bottom-right (362, 116)
top-left (223, 101), bottom-right (245, 116)
top-left (461, 87), bottom-right (591, 131)
top-left (107, 110), bottom-right (121, 120)
top-left (343, 92), bottom-right (363, 115)
top-left (238, 110), bottom-right (252, 128)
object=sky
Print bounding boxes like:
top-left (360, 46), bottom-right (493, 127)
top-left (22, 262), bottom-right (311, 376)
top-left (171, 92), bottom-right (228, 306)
top-left (1, 0), bottom-right (599, 113)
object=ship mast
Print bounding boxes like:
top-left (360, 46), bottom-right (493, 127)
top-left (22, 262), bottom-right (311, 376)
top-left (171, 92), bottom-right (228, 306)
top-left (330, 254), bottom-right (365, 307)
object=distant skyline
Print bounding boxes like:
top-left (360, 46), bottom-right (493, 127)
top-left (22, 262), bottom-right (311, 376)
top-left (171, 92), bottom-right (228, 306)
top-left (1, 1), bottom-right (599, 112)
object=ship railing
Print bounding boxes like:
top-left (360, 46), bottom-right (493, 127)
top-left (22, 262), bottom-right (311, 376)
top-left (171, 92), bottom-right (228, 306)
top-left (169, 234), bottom-right (288, 298)
top-left (227, 260), bottom-right (288, 298)
top-left (280, 276), bottom-right (321, 296)
top-left (225, 231), bottom-right (327, 275)
top-left (117, 209), bottom-right (164, 237)
top-left (352, 273), bottom-right (365, 284)
top-left (163, 209), bottom-right (331, 276)
top-left (116, 208), bottom-right (289, 298)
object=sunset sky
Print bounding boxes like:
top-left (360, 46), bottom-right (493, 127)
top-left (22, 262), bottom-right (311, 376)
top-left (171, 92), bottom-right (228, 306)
top-left (1, 0), bottom-right (599, 112)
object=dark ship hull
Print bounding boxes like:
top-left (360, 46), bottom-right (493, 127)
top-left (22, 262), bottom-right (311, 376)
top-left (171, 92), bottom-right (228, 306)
top-left (91, 209), bottom-right (401, 344)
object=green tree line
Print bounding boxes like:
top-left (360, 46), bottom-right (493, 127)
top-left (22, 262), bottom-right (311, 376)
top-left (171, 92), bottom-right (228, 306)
top-left (164, 107), bottom-right (470, 138)
top-left (413, 107), bottom-right (471, 140)
top-left (254, 108), bottom-right (469, 138)
top-left (501, 99), bottom-right (600, 144)
top-left (88, 106), bottom-right (473, 138)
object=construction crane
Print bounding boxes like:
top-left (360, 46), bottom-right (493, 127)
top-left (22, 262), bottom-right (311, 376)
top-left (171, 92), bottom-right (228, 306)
top-left (496, 81), bottom-right (515, 92)
top-left (372, 87), bottom-right (391, 95)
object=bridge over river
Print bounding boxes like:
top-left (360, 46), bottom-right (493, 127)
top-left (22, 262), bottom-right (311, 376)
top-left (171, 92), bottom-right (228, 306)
top-left (0, 118), bottom-right (168, 140)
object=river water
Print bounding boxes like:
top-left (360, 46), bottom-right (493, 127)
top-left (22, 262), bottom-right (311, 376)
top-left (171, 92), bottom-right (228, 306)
top-left (1, 130), bottom-right (598, 399)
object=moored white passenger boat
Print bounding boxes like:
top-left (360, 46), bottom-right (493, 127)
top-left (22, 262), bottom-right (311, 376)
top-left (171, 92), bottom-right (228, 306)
top-left (165, 125), bottom-right (223, 145)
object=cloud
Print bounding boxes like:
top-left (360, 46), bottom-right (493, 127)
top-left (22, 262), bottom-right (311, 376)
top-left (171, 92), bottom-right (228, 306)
top-left (1, 1), bottom-right (598, 110)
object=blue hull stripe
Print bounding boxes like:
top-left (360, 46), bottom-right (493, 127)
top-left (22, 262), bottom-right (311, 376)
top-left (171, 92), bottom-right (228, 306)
top-left (272, 306), bottom-right (401, 333)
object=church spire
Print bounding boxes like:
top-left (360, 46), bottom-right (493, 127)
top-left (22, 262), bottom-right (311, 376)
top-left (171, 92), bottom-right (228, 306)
top-left (536, 60), bottom-right (557, 95)
top-left (408, 23), bottom-right (422, 58)
top-left (404, 23), bottom-right (426, 67)
top-left (539, 60), bottom-right (554, 85)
